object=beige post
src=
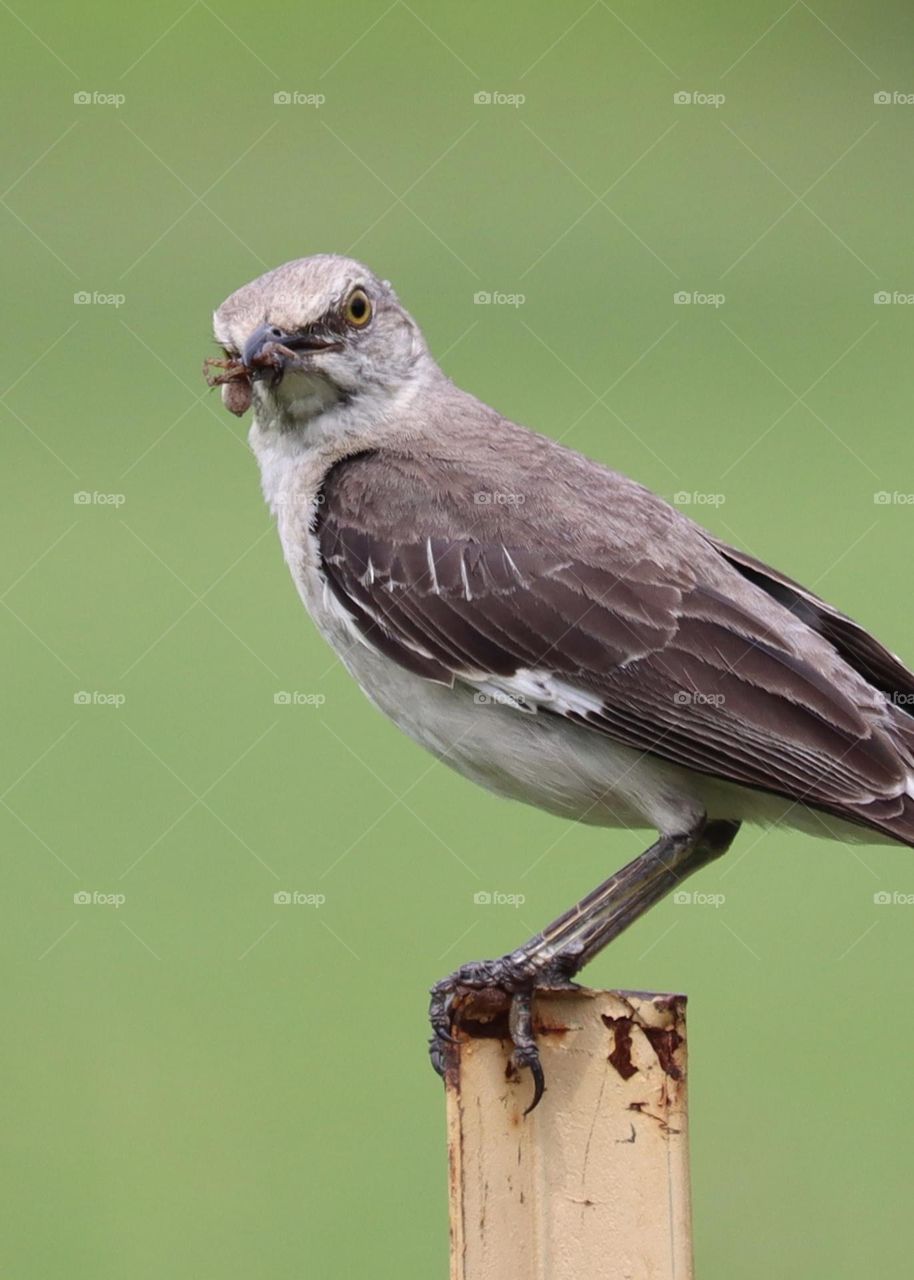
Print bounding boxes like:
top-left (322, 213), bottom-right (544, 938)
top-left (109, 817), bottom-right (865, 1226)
top-left (445, 987), bottom-right (692, 1280)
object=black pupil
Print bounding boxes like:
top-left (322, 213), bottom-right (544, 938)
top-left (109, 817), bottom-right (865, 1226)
top-left (350, 294), bottom-right (367, 319)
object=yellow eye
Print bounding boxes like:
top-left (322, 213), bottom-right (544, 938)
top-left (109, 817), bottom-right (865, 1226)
top-left (344, 287), bottom-right (372, 327)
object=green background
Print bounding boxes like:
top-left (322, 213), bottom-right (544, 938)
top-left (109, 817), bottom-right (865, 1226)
top-left (4, 2), bottom-right (914, 1275)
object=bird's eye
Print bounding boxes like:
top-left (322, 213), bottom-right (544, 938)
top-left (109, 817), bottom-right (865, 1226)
top-left (344, 288), bottom-right (372, 328)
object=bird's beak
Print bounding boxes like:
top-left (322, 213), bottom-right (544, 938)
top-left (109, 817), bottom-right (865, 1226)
top-left (242, 322), bottom-right (343, 380)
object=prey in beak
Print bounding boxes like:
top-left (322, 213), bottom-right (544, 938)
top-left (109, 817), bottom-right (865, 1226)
top-left (203, 323), bottom-right (343, 417)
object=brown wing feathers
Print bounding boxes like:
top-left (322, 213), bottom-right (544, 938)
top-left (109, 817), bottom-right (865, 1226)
top-left (316, 451), bottom-right (914, 844)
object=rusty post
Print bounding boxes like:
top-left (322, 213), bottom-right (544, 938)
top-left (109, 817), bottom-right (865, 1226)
top-left (445, 987), bottom-right (692, 1279)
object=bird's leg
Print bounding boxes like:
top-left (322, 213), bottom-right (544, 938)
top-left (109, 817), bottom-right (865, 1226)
top-left (429, 817), bottom-right (740, 1112)
top-left (526, 818), bottom-right (741, 977)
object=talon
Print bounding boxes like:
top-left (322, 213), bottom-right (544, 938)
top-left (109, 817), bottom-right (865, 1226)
top-left (512, 1038), bottom-right (547, 1114)
top-left (521, 1053), bottom-right (546, 1115)
top-left (509, 991), bottom-right (546, 1114)
top-left (428, 959), bottom-right (552, 1109)
top-left (429, 1038), bottom-right (448, 1079)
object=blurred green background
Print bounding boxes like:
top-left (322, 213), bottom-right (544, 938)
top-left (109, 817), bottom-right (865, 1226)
top-left (4, 1), bottom-right (914, 1275)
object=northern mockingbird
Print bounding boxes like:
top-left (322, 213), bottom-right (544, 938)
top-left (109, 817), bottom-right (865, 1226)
top-left (209, 254), bottom-right (914, 1109)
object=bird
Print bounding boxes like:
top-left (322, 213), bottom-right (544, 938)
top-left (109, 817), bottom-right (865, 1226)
top-left (209, 253), bottom-right (914, 1110)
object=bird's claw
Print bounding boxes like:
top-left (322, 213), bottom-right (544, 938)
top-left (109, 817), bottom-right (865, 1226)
top-left (428, 956), bottom-right (549, 1113)
top-left (513, 1043), bottom-right (546, 1115)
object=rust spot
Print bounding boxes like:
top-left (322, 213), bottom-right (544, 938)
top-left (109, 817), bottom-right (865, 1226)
top-left (533, 1020), bottom-right (569, 1036)
top-left (602, 1014), bottom-right (638, 1080)
top-left (447, 1142), bottom-right (459, 1198)
top-left (603, 1006), bottom-right (685, 1082)
top-left (643, 1025), bottom-right (683, 1080)
top-left (453, 986), bottom-right (512, 1041)
top-left (652, 993), bottom-right (687, 1015)
top-left (443, 990), bottom-right (569, 1071)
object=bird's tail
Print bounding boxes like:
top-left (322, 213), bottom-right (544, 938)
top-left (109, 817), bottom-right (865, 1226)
top-left (841, 708), bottom-right (914, 849)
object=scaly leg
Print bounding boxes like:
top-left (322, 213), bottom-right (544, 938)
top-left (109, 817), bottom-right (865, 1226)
top-left (429, 817), bottom-right (740, 1111)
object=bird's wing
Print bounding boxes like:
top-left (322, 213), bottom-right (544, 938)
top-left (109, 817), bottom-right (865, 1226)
top-left (315, 449), bottom-right (914, 836)
top-left (703, 535), bottom-right (914, 703)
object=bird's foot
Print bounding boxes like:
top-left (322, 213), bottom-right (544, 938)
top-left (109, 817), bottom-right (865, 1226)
top-left (429, 950), bottom-right (582, 1114)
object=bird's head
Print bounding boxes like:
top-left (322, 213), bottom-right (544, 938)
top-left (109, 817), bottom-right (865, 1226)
top-left (208, 254), bottom-right (429, 430)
